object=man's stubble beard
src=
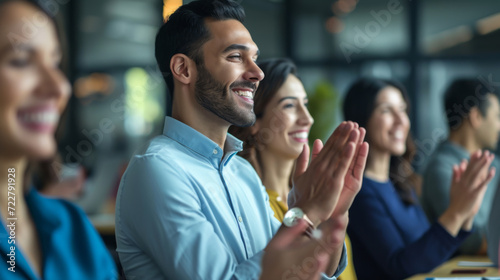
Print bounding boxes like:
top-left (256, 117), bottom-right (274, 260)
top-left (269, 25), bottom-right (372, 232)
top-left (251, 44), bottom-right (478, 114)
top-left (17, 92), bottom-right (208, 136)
top-left (194, 63), bottom-right (256, 127)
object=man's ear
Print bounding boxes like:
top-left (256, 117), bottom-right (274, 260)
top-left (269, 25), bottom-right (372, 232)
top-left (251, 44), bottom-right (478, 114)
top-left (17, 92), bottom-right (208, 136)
top-left (170, 54), bottom-right (195, 85)
top-left (469, 107), bottom-right (483, 128)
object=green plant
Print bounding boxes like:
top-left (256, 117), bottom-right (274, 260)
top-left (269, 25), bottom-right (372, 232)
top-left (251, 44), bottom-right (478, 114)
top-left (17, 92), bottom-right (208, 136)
top-left (307, 80), bottom-right (339, 145)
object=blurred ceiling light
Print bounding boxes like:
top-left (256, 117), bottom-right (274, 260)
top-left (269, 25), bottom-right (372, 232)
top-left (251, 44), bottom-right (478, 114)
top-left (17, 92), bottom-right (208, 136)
top-left (163, 0), bottom-right (182, 21)
top-left (426, 25), bottom-right (473, 53)
top-left (477, 13), bottom-right (500, 35)
top-left (74, 73), bottom-right (115, 98)
top-left (325, 16), bottom-right (344, 33)
top-left (332, 0), bottom-right (357, 15)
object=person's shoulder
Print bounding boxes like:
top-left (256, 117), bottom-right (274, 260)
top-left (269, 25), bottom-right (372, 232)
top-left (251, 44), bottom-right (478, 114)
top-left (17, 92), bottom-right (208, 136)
top-left (126, 135), bottom-right (189, 170)
top-left (31, 192), bottom-right (117, 278)
top-left (30, 190), bottom-right (100, 234)
top-left (44, 194), bottom-right (91, 222)
top-left (422, 144), bottom-right (460, 174)
top-left (359, 177), bottom-right (385, 196)
top-left (231, 154), bottom-right (255, 170)
top-left (351, 178), bottom-right (389, 214)
top-left (134, 134), bottom-right (184, 159)
top-left (229, 154), bottom-right (263, 184)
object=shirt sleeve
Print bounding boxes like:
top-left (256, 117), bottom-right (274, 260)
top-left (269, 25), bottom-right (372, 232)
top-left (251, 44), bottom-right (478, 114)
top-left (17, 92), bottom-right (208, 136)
top-left (117, 155), bottom-right (264, 280)
top-left (349, 186), bottom-right (469, 279)
top-left (329, 244), bottom-right (347, 280)
top-left (422, 165), bottom-right (484, 254)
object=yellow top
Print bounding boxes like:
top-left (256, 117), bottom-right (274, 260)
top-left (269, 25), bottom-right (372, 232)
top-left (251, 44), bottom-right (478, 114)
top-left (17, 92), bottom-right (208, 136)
top-left (339, 235), bottom-right (358, 280)
top-left (265, 188), bottom-right (357, 280)
top-left (266, 189), bottom-right (288, 222)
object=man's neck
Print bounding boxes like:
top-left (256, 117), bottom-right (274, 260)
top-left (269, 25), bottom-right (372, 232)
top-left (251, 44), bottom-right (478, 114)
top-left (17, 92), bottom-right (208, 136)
top-left (172, 94), bottom-right (229, 150)
top-left (448, 128), bottom-right (481, 154)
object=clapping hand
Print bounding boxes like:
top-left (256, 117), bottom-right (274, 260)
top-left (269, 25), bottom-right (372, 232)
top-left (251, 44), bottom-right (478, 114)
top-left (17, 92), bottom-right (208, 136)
top-left (439, 150), bottom-right (495, 235)
top-left (261, 220), bottom-right (330, 280)
top-left (290, 122), bottom-right (369, 225)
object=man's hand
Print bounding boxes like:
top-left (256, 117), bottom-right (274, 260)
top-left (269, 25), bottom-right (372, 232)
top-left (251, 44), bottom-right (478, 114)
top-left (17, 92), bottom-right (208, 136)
top-left (439, 150), bottom-right (495, 236)
top-left (261, 220), bottom-right (330, 280)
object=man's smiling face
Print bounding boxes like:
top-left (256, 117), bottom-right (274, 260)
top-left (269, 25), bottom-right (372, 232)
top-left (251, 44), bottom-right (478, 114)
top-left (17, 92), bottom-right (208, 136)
top-left (194, 18), bottom-right (264, 127)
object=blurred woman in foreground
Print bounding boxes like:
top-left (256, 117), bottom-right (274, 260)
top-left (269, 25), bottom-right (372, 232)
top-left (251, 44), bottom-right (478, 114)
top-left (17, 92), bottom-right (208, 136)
top-left (0, 1), bottom-right (116, 279)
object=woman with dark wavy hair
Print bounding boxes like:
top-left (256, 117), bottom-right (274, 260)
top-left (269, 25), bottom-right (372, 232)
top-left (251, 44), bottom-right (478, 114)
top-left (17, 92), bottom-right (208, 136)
top-left (343, 77), bottom-right (495, 280)
top-left (0, 1), bottom-right (116, 279)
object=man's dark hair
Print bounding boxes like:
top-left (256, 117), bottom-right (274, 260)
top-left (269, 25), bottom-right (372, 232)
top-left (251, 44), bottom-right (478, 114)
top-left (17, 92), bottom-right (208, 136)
top-left (155, 0), bottom-right (245, 96)
top-left (444, 78), bottom-right (498, 130)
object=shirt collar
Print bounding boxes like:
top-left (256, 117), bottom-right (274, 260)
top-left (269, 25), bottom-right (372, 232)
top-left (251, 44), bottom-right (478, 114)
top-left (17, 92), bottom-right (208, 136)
top-left (441, 140), bottom-right (470, 158)
top-left (25, 188), bottom-right (61, 230)
top-left (162, 117), bottom-right (243, 161)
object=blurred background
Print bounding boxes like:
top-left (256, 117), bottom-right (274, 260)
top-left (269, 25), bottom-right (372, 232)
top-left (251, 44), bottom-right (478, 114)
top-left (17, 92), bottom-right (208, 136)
top-left (47, 0), bottom-right (500, 269)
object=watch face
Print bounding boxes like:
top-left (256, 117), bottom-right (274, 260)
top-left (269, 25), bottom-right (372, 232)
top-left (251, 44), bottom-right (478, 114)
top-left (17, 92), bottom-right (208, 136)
top-left (283, 207), bottom-right (304, 227)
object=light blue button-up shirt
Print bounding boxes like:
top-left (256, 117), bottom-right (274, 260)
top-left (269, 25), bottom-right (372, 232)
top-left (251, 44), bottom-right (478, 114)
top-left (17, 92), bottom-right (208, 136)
top-left (116, 117), bottom-right (345, 280)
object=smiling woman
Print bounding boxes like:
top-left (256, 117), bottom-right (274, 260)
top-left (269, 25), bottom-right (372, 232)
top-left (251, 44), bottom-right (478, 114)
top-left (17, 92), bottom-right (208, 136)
top-left (230, 58), bottom-right (313, 221)
top-left (0, 0), bottom-right (116, 279)
top-left (344, 77), bottom-right (496, 280)
top-left (229, 58), bottom-right (358, 280)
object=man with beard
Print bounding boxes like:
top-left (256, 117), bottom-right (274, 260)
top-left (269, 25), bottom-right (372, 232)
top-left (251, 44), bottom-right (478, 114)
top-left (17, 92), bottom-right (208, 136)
top-left (115, 0), bottom-right (368, 279)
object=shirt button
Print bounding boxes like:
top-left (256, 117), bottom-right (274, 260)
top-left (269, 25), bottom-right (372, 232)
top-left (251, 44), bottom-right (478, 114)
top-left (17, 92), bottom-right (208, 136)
top-left (276, 196), bottom-right (282, 202)
top-left (213, 149), bottom-right (218, 155)
top-left (238, 216), bottom-right (243, 223)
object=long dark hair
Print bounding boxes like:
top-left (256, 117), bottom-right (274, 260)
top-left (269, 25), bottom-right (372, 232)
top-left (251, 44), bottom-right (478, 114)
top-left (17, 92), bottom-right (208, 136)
top-left (229, 58), bottom-right (298, 181)
top-left (343, 77), bottom-right (420, 204)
